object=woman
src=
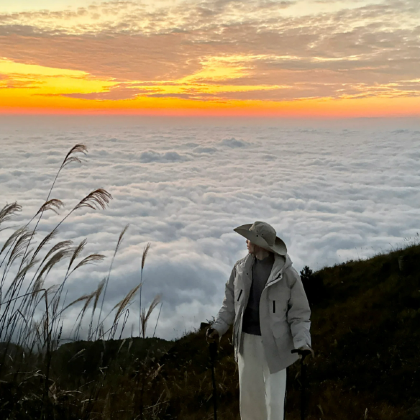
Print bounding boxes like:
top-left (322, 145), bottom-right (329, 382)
top-left (206, 221), bottom-right (313, 420)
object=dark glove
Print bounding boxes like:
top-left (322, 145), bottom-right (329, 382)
top-left (292, 345), bottom-right (314, 359)
top-left (206, 327), bottom-right (219, 343)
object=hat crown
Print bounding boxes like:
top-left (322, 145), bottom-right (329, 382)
top-left (249, 221), bottom-right (276, 246)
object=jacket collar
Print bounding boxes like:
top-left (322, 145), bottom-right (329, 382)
top-left (241, 253), bottom-right (292, 286)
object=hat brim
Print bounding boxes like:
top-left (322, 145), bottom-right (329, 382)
top-left (234, 224), bottom-right (287, 256)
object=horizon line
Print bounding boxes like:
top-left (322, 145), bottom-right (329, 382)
top-left (1, 110), bottom-right (420, 120)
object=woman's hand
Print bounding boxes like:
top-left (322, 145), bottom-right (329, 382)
top-left (206, 327), bottom-right (220, 343)
top-left (297, 344), bottom-right (314, 358)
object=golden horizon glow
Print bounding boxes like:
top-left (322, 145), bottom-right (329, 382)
top-left (1, 0), bottom-right (419, 117)
top-left (1, 57), bottom-right (419, 117)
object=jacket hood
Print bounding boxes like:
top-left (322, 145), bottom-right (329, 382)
top-left (271, 253), bottom-right (292, 281)
top-left (283, 253), bottom-right (293, 270)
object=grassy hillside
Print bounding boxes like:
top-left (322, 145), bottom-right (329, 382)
top-left (1, 243), bottom-right (419, 419)
top-left (141, 243), bottom-right (420, 420)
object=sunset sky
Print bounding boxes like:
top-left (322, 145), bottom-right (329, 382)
top-left (1, 0), bottom-right (419, 117)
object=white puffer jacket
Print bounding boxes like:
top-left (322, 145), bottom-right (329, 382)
top-left (212, 253), bottom-right (311, 373)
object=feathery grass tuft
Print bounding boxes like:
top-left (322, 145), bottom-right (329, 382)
top-left (0, 227), bottom-right (27, 258)
top-left (67, 239), bottom-right (87, 274)
top-left (31, 230), bottom-right (58, 262)
top-left (115, 225), bottom-right (129, 257)
top-left (35, 199), bottom-right (64, 217)
top-left (139, 242), bottom-right (151, 336)
top-left (40, 240), bottom-right (73, 269)
top-left (61, 294), bottom-right (92, 314)
top-left (73, 254), bottom-right (105, 272)
top-left (74, 189), bottom-right (113, 212)
top-left (62, 144), bottom-right (88, 168)
top-left (140, 294), bottom-right (161, 339)
top-left (113, 284), bottom-right (142, 327)
top-left (0, 202), bottom-right (22, 231)
top-left (141, 242), bottom-right (151, 270)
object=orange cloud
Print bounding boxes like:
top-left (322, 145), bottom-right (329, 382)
top-left (0, 0), bottom-right (419, 116)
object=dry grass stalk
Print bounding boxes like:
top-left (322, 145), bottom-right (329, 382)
top-left (72, 290), bottom-right (97, 339)
top-left (67, 348), bottom-right (86, 363)
top-left (34, 248), bottom-right (73, 290)
top-left (35, 199), bottom-right (64, 217)
top-left (88, 278), bottom-right (106, 340)
top-left (4, 230), bottom-right (33, 270)
top-left (0, 202), bottom-right (22, 232)
top-left (128, 337), bottom-right (133, 353)
top-left (67, 239), bottom-right (87, 274)
top-left (0, 227), bottom-right (27, 258)
top-left (32, 271), bottom-right (46, 296)
top-left (92, 279), bottom-right (106, 316)
top-left (27, 241), bottom-right (73, 310)
top-left (95, 226), bottom-right (128, 339)
top-left (40, 240), bottom-right (73, 269)
top-left (141, 242), bottom-right (151, 270)
top-left (117, 338), bottom-right (127, 354)
top-left (113, 284), bottom-right (141, 326)
top-left (62, 144), bottom-right (88, 168)
top-left (51, 290), bottom-right (60, 315)
top-left (31, 230), bottom-right (58, 262)
top-left (140, 294), bottom-right (161, 339)
top-left (19, 144), bottom-right (88, 283)
top-left (41, 188), bottom-right (112, 252)
top-left (139, 242), bottom-right (151, 337)
top-left (50, 241), bottom-right (102, 311)
top-left (115, 225), bottom-right (129, 258)
top-left (17, 248), bottom-right (35, 280)
top-left (118, 308), bottom-right (130, 340)
top-left (3, 258), bottom-right (39, 301)
top-left (61, 294), bottom-right (92, 314)
top-left (72, 254), bottom-right (105, 272)
top-left (80, 291), bottom-right (96, 315)
top-left (152, 302), bottom-right (163, 338)
top-left (74, 189), bottom-right (113, 212)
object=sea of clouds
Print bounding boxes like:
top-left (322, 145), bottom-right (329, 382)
top-left (1, 116), bottom-right (419, 341)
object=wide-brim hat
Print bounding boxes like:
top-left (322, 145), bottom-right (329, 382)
top-left (234, 221), bottom-right (287, 256)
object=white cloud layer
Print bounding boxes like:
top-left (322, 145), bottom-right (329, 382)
top-left (1, 116), bottom-right (419, 340)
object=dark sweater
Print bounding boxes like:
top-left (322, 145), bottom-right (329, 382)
top-left (242, 253), bottom-right (275, 336)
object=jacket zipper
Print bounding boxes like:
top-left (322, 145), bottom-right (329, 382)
top-left (264, 273), bottom-right (283, 291)
top-left (237, 289), bottom-right (243, 301)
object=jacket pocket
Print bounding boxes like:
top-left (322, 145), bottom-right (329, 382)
top-left (273, 300), bottom-right (276, 313)
top-left (237, 289), bottom-right (243, 301)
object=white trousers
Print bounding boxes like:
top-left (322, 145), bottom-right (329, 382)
top-left (238, 333), bottom-right (287, 420)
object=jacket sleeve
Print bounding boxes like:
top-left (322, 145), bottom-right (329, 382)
top-left (286, 268), bottom-right (312, 349)
top-left (212, 265), bottom-right (236, 337)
